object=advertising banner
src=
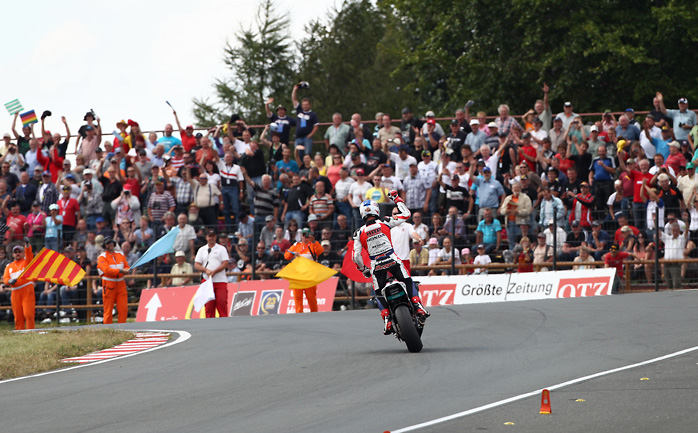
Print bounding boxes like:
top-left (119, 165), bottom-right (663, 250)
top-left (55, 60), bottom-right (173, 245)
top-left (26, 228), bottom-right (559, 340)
top-left (136, 277), bottom-right (339, 322)
top-left (414, 268), bottom-right (616, 306)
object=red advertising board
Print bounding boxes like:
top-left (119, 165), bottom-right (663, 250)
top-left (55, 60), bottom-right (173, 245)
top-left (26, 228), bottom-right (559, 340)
top-left (136, 277), bottom-right (339, 322)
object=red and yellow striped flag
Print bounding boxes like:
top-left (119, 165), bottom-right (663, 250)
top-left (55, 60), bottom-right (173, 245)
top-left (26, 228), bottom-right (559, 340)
top-left (17, 248), bottom-right (86, 286)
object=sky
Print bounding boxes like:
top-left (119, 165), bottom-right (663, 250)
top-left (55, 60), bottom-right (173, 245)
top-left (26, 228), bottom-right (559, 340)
top-left (0, 0), bottom-right (339, 138)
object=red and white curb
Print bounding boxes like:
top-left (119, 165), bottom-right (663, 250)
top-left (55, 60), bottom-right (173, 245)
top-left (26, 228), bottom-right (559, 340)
top-left (62, 332), bottom-right (171, 364)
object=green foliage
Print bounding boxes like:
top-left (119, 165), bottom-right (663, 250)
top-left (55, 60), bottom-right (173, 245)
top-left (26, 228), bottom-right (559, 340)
top-left (196, 0), bottom-right (698, 126)
top-left (193, 0), bottom-right (295, 127)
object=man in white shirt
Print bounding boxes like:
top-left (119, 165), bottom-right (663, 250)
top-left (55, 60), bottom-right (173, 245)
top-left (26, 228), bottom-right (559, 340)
top-left (390, 207), bottom-right (422, 273)
top-left (333, 166), bottom-right (355, 221)
top-left (194, 228), bottom-right (231, 318)
top-left (174, 213), bottom-right (197, 260)
top-left (472, 244), bottom-right (491, 274)
top-left (389, 145), bottom-right (418, 181)
top-left (348, 168), bottom-right (371, 226)
top-left (661, 219), bottom-right (689, 289)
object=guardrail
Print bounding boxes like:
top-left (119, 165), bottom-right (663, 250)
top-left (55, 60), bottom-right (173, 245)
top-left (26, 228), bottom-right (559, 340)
top-left (2, 257), bottom-right (696, 325)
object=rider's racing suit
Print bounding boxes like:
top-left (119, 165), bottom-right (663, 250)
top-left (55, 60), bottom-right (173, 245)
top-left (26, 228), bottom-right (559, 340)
top-left (352, 200), bottom-right (415, 309)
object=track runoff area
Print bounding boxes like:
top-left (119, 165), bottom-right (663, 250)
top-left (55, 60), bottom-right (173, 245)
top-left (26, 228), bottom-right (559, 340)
top-left (3, 271), bottom-right (698, 433)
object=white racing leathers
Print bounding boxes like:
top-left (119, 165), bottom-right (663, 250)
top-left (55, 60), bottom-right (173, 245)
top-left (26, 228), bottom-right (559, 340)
top-left (353, 200), bottom-right (415, 308)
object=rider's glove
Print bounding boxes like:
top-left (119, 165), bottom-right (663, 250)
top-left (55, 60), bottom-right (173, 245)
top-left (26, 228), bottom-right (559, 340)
top-left (388, 190), bottom-right (403, 204)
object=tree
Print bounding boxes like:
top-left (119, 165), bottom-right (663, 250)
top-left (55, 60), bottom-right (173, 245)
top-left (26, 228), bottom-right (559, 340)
top-left (193, 0), bottom-right (295, 128)
top-left (383, 0), bottom-right (698, 117)
top-left (295, 0), bottom-right (416, 123)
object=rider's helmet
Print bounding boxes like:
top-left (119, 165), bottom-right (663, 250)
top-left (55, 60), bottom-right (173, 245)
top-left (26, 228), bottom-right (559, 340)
top-left (360, 200), bottom-right (380, 220)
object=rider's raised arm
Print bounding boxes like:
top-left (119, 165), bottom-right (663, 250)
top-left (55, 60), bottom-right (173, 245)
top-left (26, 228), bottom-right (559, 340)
top-left (387, 192), bottom-right (410, 228)
top-left (352, 230), bottom-right (366, 270)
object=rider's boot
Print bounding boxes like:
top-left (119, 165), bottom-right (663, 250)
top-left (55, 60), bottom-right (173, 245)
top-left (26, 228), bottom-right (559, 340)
top-left (380, 308), bottom-right (393, 335)
top-left (411, 296), bottom-right (430, 323)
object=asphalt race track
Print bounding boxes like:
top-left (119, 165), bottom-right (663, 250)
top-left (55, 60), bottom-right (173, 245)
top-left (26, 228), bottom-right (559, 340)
top-left (3, 290), bottom-right (698, 433)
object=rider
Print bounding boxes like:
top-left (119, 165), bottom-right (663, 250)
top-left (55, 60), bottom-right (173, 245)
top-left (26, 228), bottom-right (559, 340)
top-left (353, 191), bottom-right (429, 335)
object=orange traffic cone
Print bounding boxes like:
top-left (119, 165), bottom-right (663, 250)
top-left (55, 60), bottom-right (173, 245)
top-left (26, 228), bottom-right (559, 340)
top-left (540, 389), bottom-right (551, 414)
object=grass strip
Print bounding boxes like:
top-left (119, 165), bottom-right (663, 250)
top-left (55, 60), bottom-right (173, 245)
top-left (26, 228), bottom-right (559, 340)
top-left (0, 329), bottom-right (135, 380)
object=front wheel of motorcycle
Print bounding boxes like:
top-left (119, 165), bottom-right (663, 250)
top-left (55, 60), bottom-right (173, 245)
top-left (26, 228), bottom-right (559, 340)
top-left (395, 305), bottom-right (423, 353)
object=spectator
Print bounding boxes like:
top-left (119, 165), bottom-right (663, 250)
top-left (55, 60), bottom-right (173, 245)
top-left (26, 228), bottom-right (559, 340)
top-left (465, 119), bottom-right (487, 154)
top-left (324, 112), bottom-right (350, 154)
top-left (495, 104), bottom-right (523, 137)
top-left (326, 153), bottom-right (344, 186)
top-left (390, 145), bottom-right (418, 181)
top-left (661, 218), bottom-right (690, 289)
top-left (441, 175), bottom-right (472, 216)
top-left (119, 240), bottom-right (139, 265)
top-left (156, 123), bottom-right (183, 152)
top-left (515, 237), bottom-right (534, 273)
top-left (264, 244), bottom-right (287, 273)
top-left (14, 172), bottom-right (37, 216)
top-left (411, 211), bottom-right (429, 241)
top-left (539, 187), bottom-right (565, 228)
top-left (42, 203), bottom-right (62, 251)
top-left (317, 240), bottom-right (342, 271)
top-left (500, 182), bottom-right (533, 250)
top-left (573, 246), bottom-right (595, 270)
top-left (172, 110), bottom-right (197, 152)
top-left (57, 185), bottom-right (79, 245)
top-left (253, 241), bottom-right (271, 277)
top-left (265, 98), bottom-right (296, 146)
top-left (587, 220), bottom-right (610, 260)
top-left (665, 141), bottom-right (687, 174)
top-left (377, 114), bottom-right (402, 147)
top-left (72, 218), bottom-right (88, 248)
top-left (173, 213), bottom-right (196, 260)
top-left (26, 201), bottom-right (46, 248)
top-left (390, 206), bottom-right (422, 272)
top-left (163, 165), bottom-right (194, 217)
top-left (259, 215), bottom-right (276, 248)
top-left (472, 244), bottom-right (491, 275)
top-left (436, 236), bottom-right (461, 271)
top-left (94, 216), bottom-right (114, 239)
top-left (657, 92), bottom-right (696, 142)
top-left (604, 243), bottom-right (630, 292)
top-left (532, 232), bottom-right (553, 271)
top-left (403, 163), bottom-right (430, 215)
top-left (291, 83), bottom-right (319, 158)
top-left (99, 164), bottom-right (123, 226)
top-left (568, 182), bottom-right (595, 228)
top-left (427, 237), bottom-right (441, 266)
top-left (442, 206), bottom-right (466, 248)
top-left (134, 216), bottom-right (154, 253)
top-left (111, 184), bottom-right (141, 226)
top-left (147, 177), bottom-right (175, 227)
top-left (134, 148), bottom-right (154, 179)
top-left (240, 140), bottom-right (269, 213)
top-left (475, 208), bottom-right (502, 254)
top-left (409, 238), bottom-right (429, 274)
top-left (270, 225), bottom-right (291, 252)
top-left (471, 166), bottom-right (505, 221)
top-left (543, 219), bottom-right (567, 253)
top-left (190, 172), bottom-right (222, 227)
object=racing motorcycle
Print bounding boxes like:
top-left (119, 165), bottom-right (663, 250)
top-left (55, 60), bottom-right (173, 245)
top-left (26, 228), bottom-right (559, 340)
top-left (376, 278), bottom-right (425, 353)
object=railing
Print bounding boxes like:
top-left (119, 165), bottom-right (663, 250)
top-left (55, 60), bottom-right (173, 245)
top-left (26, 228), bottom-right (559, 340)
top-left (3, 257), bottom-right (697, 326)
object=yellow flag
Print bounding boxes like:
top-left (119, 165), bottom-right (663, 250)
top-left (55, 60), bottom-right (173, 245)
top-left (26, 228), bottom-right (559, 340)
top-left (276, 256), bottom-right (337, 290)
top-left (17, 248), bottom-right (86, 286)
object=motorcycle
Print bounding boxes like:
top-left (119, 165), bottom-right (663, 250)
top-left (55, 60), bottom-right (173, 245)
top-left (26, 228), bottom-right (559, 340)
top-left (376, 278), bottom-right (425, 353)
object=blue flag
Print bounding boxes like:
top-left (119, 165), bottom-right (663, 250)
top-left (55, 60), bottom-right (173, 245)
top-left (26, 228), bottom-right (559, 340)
top-left (130, 227), bottom-right (180, 269)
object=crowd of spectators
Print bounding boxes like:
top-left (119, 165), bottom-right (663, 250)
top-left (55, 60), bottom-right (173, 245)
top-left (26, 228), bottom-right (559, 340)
top-left (1, 84), bottom-right (698, 321)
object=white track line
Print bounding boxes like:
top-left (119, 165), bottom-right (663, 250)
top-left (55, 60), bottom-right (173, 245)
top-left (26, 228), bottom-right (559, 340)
top-left (0, 330), bottom-right (191, 385)
top-left (391, 344), bottom-right (698, 432)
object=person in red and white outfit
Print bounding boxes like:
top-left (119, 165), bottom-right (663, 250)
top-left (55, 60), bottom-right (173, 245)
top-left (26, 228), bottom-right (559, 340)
top-left (389, 207), bottom-right (423, 273)
top-left (195, 228), bottom-right (231, 318)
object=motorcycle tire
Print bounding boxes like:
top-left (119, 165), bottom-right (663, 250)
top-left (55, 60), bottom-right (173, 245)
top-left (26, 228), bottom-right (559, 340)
top-left (395, 305), bottom-right (423, 353)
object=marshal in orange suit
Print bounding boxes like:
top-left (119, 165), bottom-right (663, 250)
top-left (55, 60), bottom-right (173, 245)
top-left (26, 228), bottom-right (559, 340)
top-left (3, 240), bottom-right (35, 330)
top-left (97, 237), bottom-right (130, 324)
top-left (284, 228), bottom-right (324, 313)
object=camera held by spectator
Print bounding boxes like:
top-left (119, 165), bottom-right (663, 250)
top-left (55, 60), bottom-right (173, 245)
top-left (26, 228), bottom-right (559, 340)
top-left (298, 81), bottom-right (310, 89)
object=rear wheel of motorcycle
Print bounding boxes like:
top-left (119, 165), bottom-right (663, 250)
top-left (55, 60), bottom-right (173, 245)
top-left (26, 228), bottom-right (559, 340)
top-left (395, 305), bottom-right (422, 353)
